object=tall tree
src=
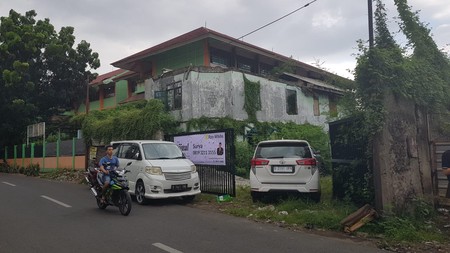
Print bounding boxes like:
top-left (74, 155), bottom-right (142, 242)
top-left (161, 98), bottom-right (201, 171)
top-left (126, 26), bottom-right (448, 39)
top-left (0, 10), bottom-right (100, 146)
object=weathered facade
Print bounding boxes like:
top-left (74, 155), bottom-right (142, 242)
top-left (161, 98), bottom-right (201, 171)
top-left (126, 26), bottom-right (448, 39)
top-left (144, 66), bottom-right (341, 129)
top-left (372, 92), bottom-right (433, 212)
top-left (107, 27), bottom-right (345, 129)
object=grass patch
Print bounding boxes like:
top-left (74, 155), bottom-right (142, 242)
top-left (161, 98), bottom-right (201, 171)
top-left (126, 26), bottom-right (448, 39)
top-left (199, 176), bottom-right (450, 248)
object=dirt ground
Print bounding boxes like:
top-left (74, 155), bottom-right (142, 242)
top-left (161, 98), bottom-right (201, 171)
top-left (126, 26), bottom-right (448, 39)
top-left (189, 197), bottom-right (450, 253)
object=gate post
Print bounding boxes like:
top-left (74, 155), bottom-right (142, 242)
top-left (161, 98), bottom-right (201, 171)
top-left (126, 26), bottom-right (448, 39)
top-left (22, 144), bottom-right (25, 168)
top-left (31, 143), bottom-right (35, 165)
top-left (14, 145), bottom-right (17, 168)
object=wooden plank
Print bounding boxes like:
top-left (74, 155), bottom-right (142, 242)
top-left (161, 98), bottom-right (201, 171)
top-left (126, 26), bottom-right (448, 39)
top-left (340, 204), bottom-right (378, 233)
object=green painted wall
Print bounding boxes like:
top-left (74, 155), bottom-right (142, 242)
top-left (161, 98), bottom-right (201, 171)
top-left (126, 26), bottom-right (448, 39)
top-left (103, 97), bottom-right (115, 108)
top-left (135, 82), bottom-right (145, 94)
top-left (116, 80), bottom-right (128, 103)
top-left (90, 100), bottom-right (100, 111)
top-left (154, 40), bottom-right (204, 75)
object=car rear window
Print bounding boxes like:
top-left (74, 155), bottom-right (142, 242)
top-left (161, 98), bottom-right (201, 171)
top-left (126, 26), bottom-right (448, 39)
top-left (255, 142), bottom-right (312, 159)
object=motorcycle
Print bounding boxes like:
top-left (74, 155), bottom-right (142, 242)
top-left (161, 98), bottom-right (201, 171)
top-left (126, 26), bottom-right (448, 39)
top-left (87, 161), bottom-right (133, 216)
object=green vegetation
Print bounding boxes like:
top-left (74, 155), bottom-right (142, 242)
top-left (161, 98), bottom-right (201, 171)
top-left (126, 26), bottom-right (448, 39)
top-left (0, 163), bottom-right (40, 176)
top-left (75, 100), bottom-right (178, 144)
top-left (0, 9), bottom-right (100, 147)
top-left (184, 117), bottom-right (331, 177)
top-left (243, 74), bottom-right (261, 122)
top-left (196, 176), bottom-right (448, 247)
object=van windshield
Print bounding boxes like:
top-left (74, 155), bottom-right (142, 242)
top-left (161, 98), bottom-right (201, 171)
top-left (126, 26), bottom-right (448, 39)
top-left (142, 143), bottom-right (185, 160)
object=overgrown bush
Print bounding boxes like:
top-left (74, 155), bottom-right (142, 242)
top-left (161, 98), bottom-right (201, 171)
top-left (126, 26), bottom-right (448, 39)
top-left (0, 162), bottom-right (8, 173)
top-left (80, 100), bottom-right (178, 144)
top-left (24, 163), bottom-right (40, 176)
top-left (235, 141), bottom-right (254, 178)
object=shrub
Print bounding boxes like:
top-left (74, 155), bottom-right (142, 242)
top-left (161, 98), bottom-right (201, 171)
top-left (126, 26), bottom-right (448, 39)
top-left (235, 141), bottom-right (254, 178)
top-left (24, 163), bottom-right (40, 176)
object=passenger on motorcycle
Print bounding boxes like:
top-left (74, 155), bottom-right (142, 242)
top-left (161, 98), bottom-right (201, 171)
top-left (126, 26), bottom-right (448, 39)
top-left (99, 145), bottom-right (119, 202)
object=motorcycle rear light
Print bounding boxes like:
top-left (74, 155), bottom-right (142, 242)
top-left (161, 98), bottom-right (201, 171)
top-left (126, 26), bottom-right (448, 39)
top-left (296, 158), bottom-right (317, 166)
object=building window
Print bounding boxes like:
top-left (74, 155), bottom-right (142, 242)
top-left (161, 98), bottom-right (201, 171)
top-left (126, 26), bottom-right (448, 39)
top-left (129, 80), bottom-right (137, 93)
top-left (259, 63), bottom-right (273, 76)
top-left (167, 81), bottom-right (182, 110)
top-left (286, 89), bottom-right (298, 115)
top-left (313, 95), bottom-right (320, 116)
top-left (210, 48), bottom-right (230, 67)
top-left (103, 83), bottom-right (115, 98)
top-left (329, 95), bottom-right (337, 116)
top-left (154, 91), bottom-right (168, 110)
top-left (88, 86), bottom-right (99, 101)
top-left (237, 56), bottom-right (254, 73)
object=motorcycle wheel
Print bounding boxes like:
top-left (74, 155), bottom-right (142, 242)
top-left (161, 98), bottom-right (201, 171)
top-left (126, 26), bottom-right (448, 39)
top-left (96, 197), bottom-right (107, 209)
top-left (118, 191), bottom-right (132, 216)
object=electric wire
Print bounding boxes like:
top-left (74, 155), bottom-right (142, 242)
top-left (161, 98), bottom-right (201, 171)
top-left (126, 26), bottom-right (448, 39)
top-left (236, 0), bottom-right (319, 41)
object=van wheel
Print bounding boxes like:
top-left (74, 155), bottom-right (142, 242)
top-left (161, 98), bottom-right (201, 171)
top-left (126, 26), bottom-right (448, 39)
top-left (251, 191), bottom-right (262, 203)
top-left (135, 182), bottom-right (148, 205)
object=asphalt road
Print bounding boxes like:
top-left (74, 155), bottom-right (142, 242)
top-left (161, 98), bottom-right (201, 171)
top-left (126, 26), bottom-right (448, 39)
top-left (0, 173), bottom-right (386, 253)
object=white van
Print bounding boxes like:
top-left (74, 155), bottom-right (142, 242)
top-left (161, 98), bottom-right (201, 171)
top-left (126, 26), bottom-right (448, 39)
top-left (111, 140), bottom-right (201, 204)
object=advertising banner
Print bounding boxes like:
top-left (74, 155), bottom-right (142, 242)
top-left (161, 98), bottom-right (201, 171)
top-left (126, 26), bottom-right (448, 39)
top-left (174, 132), bottom-right (226, 166)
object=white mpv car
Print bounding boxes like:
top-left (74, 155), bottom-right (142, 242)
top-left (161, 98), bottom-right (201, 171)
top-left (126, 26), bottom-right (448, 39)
top-left (250, 140), bottom-right (321, 202)
top-left (111, 140), bottom-right (201, 204)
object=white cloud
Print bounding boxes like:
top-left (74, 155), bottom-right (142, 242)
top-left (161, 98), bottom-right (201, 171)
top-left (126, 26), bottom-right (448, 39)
top-left (312, 10), bottom-right (344, 29)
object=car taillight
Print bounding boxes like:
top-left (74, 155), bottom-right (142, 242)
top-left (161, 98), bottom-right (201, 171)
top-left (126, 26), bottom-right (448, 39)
top-left (251, 158), bottom-right (269, 167)
top-left (296, 158), bottom-right (316, 166)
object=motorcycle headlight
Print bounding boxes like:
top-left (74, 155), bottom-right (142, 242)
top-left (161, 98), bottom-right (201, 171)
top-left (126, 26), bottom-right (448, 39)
top-left (191, 165), bottom-right (197, 173)
top-left (145, 166), bottom-right (162, 175)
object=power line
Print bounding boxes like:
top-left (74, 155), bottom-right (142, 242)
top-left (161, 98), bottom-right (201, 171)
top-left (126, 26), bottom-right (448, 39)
top-left (237, 0), bottom-right (319, 41)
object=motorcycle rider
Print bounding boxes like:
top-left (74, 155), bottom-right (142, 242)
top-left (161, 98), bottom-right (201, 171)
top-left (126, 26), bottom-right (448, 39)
top-left (99, 145), bottom-right (119, 203)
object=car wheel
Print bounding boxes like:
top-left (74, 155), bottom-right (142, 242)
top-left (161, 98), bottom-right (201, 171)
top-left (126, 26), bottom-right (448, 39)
top-left (181, 195), bottom-right (195, 203)
top-left (251, 191), bottom-right (262, 203)
top-left (135, 181), bottom-right (148, 205)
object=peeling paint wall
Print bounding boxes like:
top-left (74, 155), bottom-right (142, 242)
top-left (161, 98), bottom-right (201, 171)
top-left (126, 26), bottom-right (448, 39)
top-left (148, 69), bottom-right (336, 130)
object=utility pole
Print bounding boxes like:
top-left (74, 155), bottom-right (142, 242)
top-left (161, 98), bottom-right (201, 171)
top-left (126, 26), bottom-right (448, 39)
top-left (368, 0), bottom-right (374, 48)
top-left (85, 74), bottom-right (90, 114)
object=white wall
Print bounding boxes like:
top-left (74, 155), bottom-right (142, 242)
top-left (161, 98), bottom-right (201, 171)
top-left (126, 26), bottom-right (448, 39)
top-left (149, 70), bottom-right (336, 131)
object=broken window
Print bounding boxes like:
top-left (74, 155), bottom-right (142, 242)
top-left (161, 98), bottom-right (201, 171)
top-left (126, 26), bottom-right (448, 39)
top-left (329, 95), bottom-right (337, 116)
top-left (103, 83), bottom-right (115, 98)
top-left (286, 89), bottom-right (298, 115)
top-left (313, 95), bottom-right (320, 116)
top-left (167, 81), bottom-right (182, 110)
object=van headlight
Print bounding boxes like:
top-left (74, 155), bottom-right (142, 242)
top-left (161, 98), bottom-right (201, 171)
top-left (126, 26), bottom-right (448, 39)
top-left (145, 166), bottom-right (162, 175)
top-left (191, 165), bottom-right (197, 173)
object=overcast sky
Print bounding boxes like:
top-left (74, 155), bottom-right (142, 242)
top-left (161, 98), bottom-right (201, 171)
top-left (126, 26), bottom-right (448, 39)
top-left (1, 0), bottom-right (449, 79)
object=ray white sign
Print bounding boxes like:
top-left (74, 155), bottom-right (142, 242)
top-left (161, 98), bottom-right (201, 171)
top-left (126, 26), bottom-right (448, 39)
top-left (174, 132), bottom-right (226, 166)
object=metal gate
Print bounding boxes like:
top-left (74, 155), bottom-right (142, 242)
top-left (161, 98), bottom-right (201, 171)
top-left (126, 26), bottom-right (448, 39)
top-left (432, 142), bottom-right (450, 198)
top-left (166, 129), bottom-right (236, 196)
top-left (328, 117), bottom-right (374, 205)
